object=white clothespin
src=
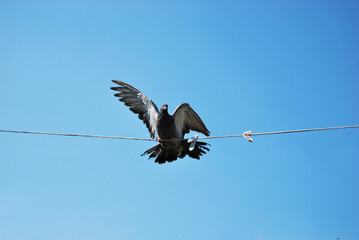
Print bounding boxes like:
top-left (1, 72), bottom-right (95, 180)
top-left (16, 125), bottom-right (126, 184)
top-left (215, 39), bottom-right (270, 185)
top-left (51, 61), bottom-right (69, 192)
top-left (243, 130), bottom-right (253, 142)
top-left (187, 135), bottom-right (199, 151)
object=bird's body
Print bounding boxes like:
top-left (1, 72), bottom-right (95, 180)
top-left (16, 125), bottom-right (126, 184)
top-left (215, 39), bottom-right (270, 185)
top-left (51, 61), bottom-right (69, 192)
top-left (156, 106), bottom-right (178, 140)
top-left (111, 80), bottom-right (210, 164)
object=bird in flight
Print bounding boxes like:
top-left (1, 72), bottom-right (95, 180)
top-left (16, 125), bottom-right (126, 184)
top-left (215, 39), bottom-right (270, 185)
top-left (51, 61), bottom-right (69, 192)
top-left (111, 80), bottom-right (210, 164)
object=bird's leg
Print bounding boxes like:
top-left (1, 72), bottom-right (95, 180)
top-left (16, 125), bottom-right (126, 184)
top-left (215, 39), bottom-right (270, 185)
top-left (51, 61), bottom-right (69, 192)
top-left (157, 137), bottom-right (174, 144)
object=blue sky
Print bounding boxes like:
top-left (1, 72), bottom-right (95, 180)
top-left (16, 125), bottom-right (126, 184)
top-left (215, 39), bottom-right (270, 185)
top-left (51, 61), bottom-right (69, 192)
top-left (1, 1), bottom-right (358, 239)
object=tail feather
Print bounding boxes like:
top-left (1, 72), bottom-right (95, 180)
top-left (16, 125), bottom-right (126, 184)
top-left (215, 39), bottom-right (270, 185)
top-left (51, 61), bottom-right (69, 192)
top-left (186, 141), bottom-right (210, 159)
top-left (141, 141), bottom-right (210, 164)
top-left (141, 144), bottom-right (161, 159)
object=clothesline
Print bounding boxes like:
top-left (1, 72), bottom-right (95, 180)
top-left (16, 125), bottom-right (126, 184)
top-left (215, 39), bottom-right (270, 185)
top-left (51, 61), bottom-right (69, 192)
top-left (1, 125), bottom-right (358, 143)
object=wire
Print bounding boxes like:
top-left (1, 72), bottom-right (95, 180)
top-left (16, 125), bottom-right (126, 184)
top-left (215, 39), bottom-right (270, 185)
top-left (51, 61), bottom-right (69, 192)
top-left (198, 125), bottom-right (359, 140)
top-left (1, 125), bottom-right (358, 142)
top-left (0, 130), bottom-right (157, 141)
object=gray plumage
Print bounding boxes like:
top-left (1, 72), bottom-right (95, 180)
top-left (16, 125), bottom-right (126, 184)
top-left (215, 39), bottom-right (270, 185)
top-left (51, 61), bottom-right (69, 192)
top-left (111, 80), bottom-right (210, 164)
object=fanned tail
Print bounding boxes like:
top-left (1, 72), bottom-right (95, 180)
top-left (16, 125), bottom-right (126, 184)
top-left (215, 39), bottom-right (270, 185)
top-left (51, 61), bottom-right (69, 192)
top-left (141, 141), bottom-right (210, 164)
top-left (141, 144), bottom-right (178, 164)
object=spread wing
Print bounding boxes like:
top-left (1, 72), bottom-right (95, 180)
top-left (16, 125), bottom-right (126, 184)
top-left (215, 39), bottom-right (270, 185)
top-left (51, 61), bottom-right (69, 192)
top-left (172, 103), bottom-right (210, 137)
top-left (111, 80), bottom-right (159, 138)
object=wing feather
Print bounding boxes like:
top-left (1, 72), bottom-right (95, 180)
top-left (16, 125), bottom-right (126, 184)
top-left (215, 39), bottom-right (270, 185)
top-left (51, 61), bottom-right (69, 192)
top-left (172, 103), bottom-right (210, 137)
top-left (111, 80), bottom-right (159, 138)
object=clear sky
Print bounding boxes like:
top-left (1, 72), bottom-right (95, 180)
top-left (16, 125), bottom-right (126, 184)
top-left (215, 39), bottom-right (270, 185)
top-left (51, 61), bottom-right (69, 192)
top-left (1, 1), bottom-right (358, 240)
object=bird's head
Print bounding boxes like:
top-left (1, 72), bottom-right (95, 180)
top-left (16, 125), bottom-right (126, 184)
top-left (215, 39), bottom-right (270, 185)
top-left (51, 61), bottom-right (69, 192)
top-left (160, 104), bottom-right (168, 113)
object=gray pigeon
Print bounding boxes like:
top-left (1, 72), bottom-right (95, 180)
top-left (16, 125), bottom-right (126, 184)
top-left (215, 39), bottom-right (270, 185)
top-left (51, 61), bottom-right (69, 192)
top-left (111, 80), bottom-right (210, 164)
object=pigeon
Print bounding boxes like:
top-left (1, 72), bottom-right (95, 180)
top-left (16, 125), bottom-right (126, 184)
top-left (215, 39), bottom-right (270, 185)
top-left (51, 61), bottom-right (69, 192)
top-left (110, 80), bottom-right (210, 164)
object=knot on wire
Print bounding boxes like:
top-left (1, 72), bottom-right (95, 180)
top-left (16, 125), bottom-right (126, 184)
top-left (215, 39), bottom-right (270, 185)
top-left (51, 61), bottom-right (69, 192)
top-left (243, 130), bottom-right (253, 142)
top-left (187, 135), bottom-right (199, 151)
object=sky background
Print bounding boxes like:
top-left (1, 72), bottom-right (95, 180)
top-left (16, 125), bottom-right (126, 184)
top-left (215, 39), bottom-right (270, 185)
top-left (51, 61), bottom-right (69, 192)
top-left (1, 1), bottom-right (358, 240)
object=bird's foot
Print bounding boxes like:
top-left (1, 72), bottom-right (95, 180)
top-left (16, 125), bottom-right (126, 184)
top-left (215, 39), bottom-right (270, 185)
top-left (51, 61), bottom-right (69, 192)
top-left (157, 137), bottom-right (175, 144)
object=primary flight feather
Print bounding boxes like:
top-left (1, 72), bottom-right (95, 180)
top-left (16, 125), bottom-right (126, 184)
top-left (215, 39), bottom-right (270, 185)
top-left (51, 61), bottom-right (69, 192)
top-left (111, 80), bottom-right (210, 164)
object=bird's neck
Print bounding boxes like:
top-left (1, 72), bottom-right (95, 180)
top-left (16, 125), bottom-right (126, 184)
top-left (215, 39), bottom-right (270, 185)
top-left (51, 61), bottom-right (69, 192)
top-left (160, 109), bottom-right (170, 117)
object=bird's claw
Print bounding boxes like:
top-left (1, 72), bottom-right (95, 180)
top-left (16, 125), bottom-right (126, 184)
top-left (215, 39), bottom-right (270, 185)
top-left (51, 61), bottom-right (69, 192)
top-left (157, 137), bottom-right (175, 144)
